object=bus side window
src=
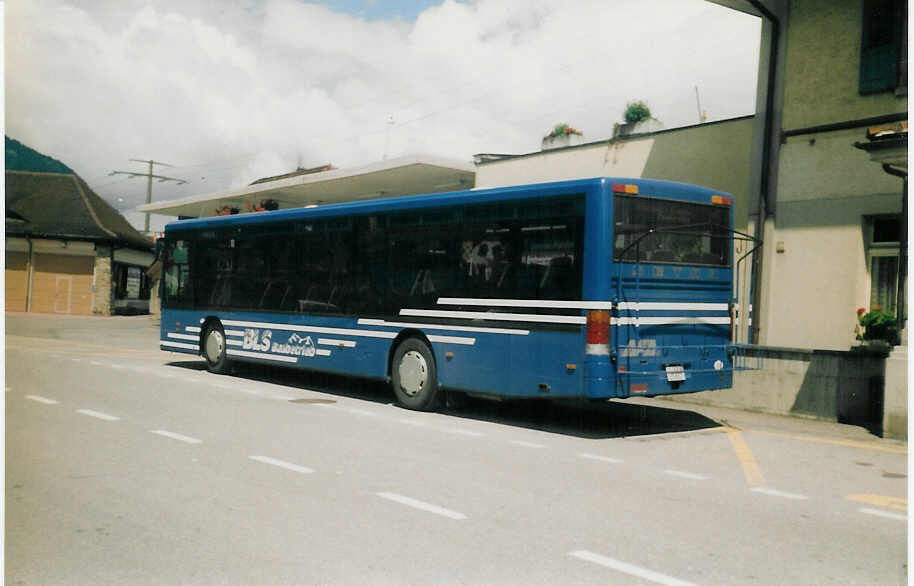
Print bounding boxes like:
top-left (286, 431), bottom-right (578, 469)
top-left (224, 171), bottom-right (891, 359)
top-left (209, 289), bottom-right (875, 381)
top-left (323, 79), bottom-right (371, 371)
top-left (519, 219), bottom-right (581, 300)
top-left (163, 239), bottom-right (192, 308)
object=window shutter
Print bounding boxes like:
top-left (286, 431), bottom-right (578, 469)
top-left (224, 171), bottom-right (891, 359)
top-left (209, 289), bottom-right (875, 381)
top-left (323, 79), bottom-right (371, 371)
top-left (859, 0), bottom-right (904, 94)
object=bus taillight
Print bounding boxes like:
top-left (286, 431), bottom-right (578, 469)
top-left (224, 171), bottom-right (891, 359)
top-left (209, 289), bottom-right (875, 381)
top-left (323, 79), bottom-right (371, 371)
top-left (586, 310), bottom-right (611, 355)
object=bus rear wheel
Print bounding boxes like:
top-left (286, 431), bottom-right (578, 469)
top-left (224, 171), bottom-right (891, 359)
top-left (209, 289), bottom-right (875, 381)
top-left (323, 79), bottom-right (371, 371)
top-left (202, 322), bottom-right (230, 374)
top-left (391, 338), bottom-right (440, 411)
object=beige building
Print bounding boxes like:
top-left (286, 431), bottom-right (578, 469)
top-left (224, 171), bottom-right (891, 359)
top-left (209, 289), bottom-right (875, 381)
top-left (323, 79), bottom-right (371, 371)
top-left (743, 0), bottom-right (907, 352)
top-left (5, 140), bottom-right (155, 316)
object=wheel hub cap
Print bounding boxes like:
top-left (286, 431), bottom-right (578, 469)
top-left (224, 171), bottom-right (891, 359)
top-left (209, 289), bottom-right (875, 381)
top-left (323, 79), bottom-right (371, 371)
top-left (398, 350), bottom-right (428, 396)
top-left (205, 330), bottom-right (224, 363)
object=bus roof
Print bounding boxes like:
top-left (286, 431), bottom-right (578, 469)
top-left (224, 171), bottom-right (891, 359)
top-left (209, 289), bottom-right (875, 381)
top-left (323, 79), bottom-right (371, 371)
top-left (164, 177), bottom-right (728, 234)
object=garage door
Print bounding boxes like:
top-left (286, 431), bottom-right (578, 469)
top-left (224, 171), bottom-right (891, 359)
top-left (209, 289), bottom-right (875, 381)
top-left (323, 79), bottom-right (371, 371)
top-left (5, 251), bottom-right (28, 312)
top-left (31, 253), bottom-right (95, 315)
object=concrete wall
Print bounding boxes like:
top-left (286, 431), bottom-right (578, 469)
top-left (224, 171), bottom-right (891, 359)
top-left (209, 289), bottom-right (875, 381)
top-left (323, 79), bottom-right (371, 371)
top-left (667, 345), bottom-right (890, 436)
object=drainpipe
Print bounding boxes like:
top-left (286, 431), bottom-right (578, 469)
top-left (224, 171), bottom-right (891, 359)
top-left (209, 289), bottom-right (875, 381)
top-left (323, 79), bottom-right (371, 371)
top-left (747, 0), bottom-right (782, 345)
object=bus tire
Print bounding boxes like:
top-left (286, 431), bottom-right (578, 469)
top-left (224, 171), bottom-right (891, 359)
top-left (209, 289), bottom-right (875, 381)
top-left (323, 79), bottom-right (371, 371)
top-left (202, 322), bottom-right (230, 374)
top-left (391, 338), bottom-right (440, 411)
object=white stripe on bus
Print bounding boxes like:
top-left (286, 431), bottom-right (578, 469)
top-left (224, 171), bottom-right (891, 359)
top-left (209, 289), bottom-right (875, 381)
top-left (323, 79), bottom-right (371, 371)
top-left (427, 334), bottom-right (476, 346)
top-left (226, 339), bottom-right (243, 346)
top-left (612, 317), bottom-right (730, 326)
top-left (437, 298), bottom-right (612, 310)
top-left (226, 349), bottom-right (298, 363)
top-left (221, 320), bottom-right (398, 339)
top-left (617, 302), bottom-right (729, 311)
top-left (399, 309), bottom-right (586, 325)
top-left (358, 318), bottom-right (530, 336)
top-left (161, 340), bottom-right (199, 350)
top-left (225, 329), bottom-right (245, 336)
top-left (437, 298), bottom-right (729, 312)
top-left (315, 349), bottom-right (332, 357)
top-left (167, 333), bottom-right (199, 341)
top-left (185, 326), bottom-right (202, 333)
top-left (317, 338), bottom-right (357, 348)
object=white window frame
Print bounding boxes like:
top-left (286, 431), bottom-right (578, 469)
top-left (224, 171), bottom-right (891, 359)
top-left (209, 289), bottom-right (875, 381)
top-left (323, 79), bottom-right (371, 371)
top-left (865, 216), bottom-right (901, 314)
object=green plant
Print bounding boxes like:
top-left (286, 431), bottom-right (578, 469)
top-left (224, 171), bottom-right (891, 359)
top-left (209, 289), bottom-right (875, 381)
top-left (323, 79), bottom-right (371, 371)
top-left (624, 101), bottom-right (652, 124)
top-left (544, 123), bottom-right (583, 141)
top-left (856, 306), bottom-right (898, 344)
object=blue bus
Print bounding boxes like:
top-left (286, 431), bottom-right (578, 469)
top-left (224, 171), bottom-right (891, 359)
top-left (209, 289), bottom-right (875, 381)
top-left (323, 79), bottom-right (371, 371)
top-left (159, 177), bottom-right (736, 410)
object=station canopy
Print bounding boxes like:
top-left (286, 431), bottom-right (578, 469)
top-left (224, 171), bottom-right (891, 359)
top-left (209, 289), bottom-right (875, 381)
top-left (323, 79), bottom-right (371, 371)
top-left (137, 154), bottom-right (476, 219)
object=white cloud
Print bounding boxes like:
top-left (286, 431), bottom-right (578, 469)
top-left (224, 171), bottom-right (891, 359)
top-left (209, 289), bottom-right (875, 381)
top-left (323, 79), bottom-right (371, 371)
top-left (5, 0), bottom-right (761, 231)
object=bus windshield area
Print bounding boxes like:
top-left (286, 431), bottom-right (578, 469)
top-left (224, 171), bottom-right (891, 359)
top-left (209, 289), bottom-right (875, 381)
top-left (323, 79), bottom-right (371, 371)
top-left (613, 195), bottom-right (731, 267)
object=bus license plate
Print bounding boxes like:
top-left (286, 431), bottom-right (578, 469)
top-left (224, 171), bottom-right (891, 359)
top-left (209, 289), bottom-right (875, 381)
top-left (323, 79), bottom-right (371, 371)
top-left (665, 365), bottom-right (686, 382)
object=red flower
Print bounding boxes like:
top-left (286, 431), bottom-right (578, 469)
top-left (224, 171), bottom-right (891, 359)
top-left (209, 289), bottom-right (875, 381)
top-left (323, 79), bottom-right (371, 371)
top-left (857, 307), bottom-right (866, 315)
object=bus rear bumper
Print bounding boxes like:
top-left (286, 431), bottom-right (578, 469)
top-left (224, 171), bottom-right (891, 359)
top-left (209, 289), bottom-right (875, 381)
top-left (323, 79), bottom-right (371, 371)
top-left (584, 356), bottom-right (733, 399)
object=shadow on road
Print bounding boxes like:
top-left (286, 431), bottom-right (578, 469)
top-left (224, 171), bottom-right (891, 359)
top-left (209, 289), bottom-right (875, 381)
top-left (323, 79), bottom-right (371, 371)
top-left (165, 360), bottom-right (722, 440)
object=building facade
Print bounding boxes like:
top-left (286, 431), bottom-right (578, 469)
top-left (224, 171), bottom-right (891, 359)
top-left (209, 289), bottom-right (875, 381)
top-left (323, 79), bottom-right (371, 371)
top-left (5, 142), bottom-right (155, 316)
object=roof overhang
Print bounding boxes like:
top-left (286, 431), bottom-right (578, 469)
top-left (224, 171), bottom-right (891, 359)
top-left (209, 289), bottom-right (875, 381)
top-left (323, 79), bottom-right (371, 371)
top-left (137, 154), bottom-right (475, 218)
top-left (854, 121), bottom-right (908, 169)
top-left (704, 0), bottom-right (785, 18)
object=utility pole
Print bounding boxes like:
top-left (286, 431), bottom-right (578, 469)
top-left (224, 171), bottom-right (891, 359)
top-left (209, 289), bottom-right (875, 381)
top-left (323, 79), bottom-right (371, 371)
top-left (109, 159), bottom-right (187, 233)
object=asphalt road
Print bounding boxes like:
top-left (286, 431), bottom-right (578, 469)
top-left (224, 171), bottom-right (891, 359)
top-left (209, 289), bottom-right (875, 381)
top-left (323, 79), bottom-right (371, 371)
top-left (5, 314), bottom-right (908, 585)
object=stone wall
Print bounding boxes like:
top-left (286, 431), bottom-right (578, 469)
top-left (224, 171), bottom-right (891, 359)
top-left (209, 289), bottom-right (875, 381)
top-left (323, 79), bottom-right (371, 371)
top-left (92, 246), bottom-right (112, 316)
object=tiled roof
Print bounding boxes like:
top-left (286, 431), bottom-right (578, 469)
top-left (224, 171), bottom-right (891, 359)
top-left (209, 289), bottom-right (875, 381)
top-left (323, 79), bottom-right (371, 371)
top-left (5, 170), bottom-right (152, 250)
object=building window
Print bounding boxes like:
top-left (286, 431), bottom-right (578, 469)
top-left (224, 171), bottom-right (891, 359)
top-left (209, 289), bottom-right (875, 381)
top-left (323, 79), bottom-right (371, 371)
top-left (859, 0), bottom-right (907, 95)
top-left (867, 216), bottom-right (901, 314)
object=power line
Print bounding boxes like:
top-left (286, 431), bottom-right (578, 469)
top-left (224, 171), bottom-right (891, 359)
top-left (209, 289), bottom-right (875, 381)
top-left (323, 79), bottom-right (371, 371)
top-left (108, 159), bottom-right (187, 233)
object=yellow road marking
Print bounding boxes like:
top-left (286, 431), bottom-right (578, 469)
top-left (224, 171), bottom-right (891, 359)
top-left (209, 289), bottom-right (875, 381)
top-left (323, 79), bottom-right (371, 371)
top-left (846, 494), bottom-right (907, 511)
top-left (723, 427), bottom-right (765, 487)
top-left (753, 430), bottom-right (906, 455)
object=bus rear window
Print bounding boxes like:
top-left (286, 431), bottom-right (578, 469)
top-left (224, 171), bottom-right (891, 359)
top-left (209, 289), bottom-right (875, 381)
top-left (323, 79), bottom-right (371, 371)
top-left (613, 195), bottom-right (731, 267)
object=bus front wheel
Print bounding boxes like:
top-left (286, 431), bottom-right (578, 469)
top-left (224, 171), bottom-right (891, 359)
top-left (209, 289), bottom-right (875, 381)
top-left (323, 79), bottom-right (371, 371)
top-left (202, 322), bottom-right (230, 374)
top-left (391, 338), bottom-right (440, 411)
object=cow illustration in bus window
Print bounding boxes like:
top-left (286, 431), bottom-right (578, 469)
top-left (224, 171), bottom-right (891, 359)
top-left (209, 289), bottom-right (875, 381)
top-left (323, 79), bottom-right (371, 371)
top-left (466, 240), bottom-right (507, 282)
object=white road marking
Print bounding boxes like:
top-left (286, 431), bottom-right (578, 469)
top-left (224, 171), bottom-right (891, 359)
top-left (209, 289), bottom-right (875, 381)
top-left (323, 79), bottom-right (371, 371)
top-left (569, 550), bottom-right (698, 586)
top-left (664, 470), bottom-right (708, 481)
top-left (345, 408), bottom-right (378, 417)
top-left (150, 430), bottom-right (202, 444)
top-left (751, 487), bottom-right (808, 500)
top-left (376, 492), bottom-right (467, 520)
top-left (109, 364), bottom-right (125, 370)
top-left (441, 427), bottom-right (484, 438)
top-left (249, 455), bottom-right (314, 475)
top-left (859, 507), bottom-right (907, 521)
top-left (26, 395), bottom-right (59, 405)
top-left (90, 361), bottom-right (104, 366)
top-left (77, 409), bottom-right (120, 421)
top-left (579, 453), bottom-right (624, 465)
top-left (511, 440), bottom-right (547, 448)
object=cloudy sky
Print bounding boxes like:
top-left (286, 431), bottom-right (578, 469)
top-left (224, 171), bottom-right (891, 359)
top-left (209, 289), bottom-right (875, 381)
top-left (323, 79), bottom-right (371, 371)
top-left (6, 0), bottom-right (761, 231)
